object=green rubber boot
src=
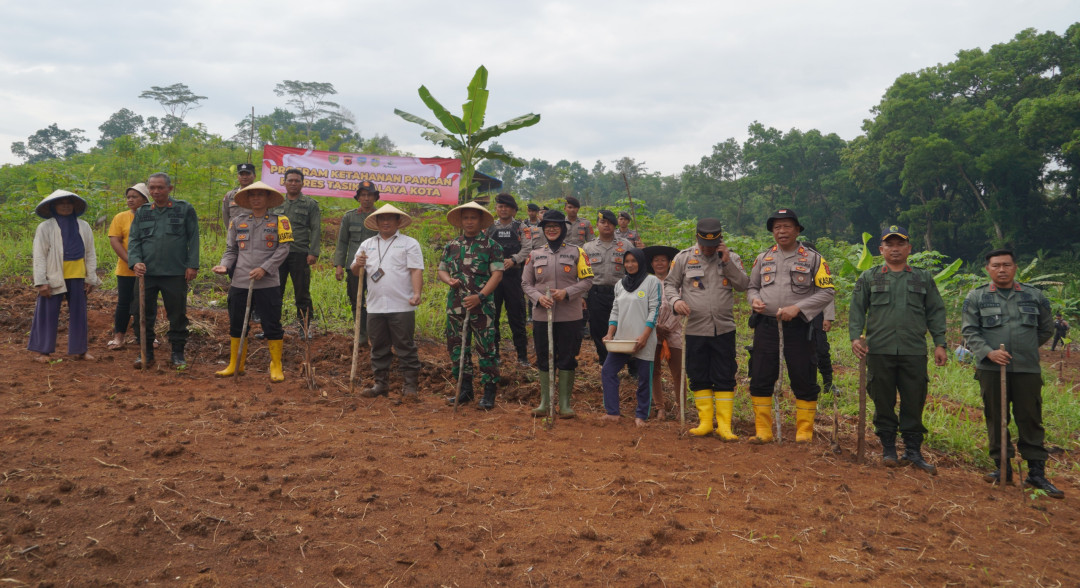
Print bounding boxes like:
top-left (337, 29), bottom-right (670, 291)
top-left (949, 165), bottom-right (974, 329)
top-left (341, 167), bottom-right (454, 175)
top-left (532, 371), bottom-right (552, 417)
top-left (558, 370), bottom-right (576, 418)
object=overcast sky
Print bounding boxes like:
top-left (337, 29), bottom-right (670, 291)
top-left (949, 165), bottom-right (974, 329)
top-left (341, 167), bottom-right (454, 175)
top-left (1, 1), bottom-right (1074, 175)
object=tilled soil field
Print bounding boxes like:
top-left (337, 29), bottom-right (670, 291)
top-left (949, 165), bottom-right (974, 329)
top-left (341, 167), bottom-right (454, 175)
top-left (0, 284), bottom-right (1077, 586)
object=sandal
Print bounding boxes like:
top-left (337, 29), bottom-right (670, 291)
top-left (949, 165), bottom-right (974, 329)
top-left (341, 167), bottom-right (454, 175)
top-left (33, 354), bottom-right (50, 363)
top-left (106, 337), bottom-right (124, 350)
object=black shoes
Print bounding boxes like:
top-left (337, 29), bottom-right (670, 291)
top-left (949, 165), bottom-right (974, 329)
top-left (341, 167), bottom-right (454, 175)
top-left (478, 383), bottom-right (497, 410)
top-left (1025, 460), bottom-right (1065, 499)
top-left (447, 373), bottom-right (474, 406)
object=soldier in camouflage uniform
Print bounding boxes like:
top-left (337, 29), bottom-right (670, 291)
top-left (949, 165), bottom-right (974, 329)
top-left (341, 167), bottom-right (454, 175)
top-left (211, 181), bottom-right (293, 382)
top-left (438, 202), bottom-right (505, 410)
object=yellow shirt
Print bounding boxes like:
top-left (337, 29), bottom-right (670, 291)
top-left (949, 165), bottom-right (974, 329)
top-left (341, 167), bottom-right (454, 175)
top-left (107, 210), bottom-right (136, 277)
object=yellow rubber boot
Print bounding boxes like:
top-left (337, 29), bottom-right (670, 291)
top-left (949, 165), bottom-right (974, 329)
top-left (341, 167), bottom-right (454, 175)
top-left (749, 396), bottom-right (774, 444)
top-left (215, 338), bottom-right (241, 377)
top-left (688, 390), bottom-right (715, 436)
top-left (795, 399), bottom-right (817, 442)
top-left (713, 391), bottom-right (739, 441)
top-left (269, 339), bottom-right (285, 383)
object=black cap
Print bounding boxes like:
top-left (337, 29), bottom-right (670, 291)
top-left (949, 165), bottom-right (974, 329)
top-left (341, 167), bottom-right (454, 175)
top-left (237, 163), bottom-right (255, 174)
top-left (526, 203), bottom-right (540, 212)
top-left (597, 209), bottom-right (617, 225)
top-left (355, 180), bottom-right (380, 200)
top-left (695, 218), bottom-right (724, 246)
top-left (985, 248), bottom-right (1015, 262)
top-left (766, 208), bottom-right (804, 232)
top-left (881, 224), bottom-right (908, 241)
top-left (618, 211), bottom-right (632, 220)
top-left (539, 210), bottom-right (571, 227)
top-left (495, 193), bottom-right (518, 210)
top-left (565, 196), bottom-right (581, 208)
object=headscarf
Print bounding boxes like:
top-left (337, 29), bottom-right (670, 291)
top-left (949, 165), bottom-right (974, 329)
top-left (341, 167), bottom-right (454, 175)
top-left (53, 201), bottom-right (84, 261)
top-left (621, 247), bottom-right (648, 292)
top-left (542, 221), bottom-right (566, 252)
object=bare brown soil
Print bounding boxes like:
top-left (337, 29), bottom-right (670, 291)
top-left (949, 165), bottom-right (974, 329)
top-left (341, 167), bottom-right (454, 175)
top-left (1, 283), bottom-right (1077, 586)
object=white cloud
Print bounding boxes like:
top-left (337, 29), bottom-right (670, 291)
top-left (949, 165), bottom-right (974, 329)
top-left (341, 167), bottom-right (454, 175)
top-left (2, 0), bottom-right (1076, 174)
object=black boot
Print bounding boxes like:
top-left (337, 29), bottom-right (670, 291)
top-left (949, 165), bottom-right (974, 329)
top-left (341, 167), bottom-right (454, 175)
top-left (447, 373), bottom-right (474, 406)
top-left (477, 382), bottom-right (497, 410)
top-left (1025, 460), bottom-right (1065, 499)
top-left (900, 433), bottom-right (937, 475)
top-left (984, 461), bottom-right (1013, 484)
top-left (171, 345), bottom-right (187, 369)
top-left (879, 431), bottom-right (900, 468)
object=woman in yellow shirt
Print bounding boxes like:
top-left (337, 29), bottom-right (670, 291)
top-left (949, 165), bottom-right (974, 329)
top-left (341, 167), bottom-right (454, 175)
top-left (106, 184), bottom-right (149, 350)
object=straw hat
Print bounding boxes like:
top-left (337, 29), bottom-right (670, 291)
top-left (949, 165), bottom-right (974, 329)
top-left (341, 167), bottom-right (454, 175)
top-left (127, 183), bottom-right (150, 201)
top-left (446, 201), bottom-right (494, 230)
top-left (35, 189), bottom-right (87, 219)
top-left (364, 203), bottom-right (413, 230)
top-left (234, 181), bottom-right (284, 209)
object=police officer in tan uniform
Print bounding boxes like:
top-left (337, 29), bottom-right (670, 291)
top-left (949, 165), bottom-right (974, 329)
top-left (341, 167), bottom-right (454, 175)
top-left (563, 196), bottom-right (594, 246)
top-left (615, 211), bottom-right (644, 248)
top-left (212, 181), bottom-right (293, 382)
top-left (583, 210), bottom-right (634, 368)
top-left (522, 210), bottom-right (594, 417)
top-left (664, 219), bottom-right (749, 439)
top-left (746, 209), bottom-right (835, 443)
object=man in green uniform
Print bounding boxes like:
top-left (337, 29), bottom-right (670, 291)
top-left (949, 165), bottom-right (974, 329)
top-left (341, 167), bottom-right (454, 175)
top-left (850, 225), bottom-right (947, 473)
top-left (272, 168), bottom-right (321, 338)
top-left (334, 180), bottom-right (379, 346)
top-left (438, 203), bottom-right (504, 410)
top-left (961, 249), bottom-right (1064, 498)
top-left (128, 172), bottom-right (199, 368)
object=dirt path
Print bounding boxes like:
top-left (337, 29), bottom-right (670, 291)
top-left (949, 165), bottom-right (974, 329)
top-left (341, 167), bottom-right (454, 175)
top-left (1, 285), bottom-right (1077, 586)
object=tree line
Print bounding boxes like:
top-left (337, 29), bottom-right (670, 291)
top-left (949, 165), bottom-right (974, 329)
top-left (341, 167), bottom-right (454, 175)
top-left (6, 25), bottom-right (1080, 264)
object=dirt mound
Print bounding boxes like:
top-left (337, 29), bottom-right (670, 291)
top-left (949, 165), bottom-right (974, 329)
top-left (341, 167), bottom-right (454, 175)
top-left (1, 283), bottom-right (1077, 585)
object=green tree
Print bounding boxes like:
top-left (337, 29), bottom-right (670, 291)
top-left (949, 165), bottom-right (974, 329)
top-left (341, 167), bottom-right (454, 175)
top-left (395, 65), bottom-right (541, 203)
top-left (273, 80), bottom-right (345, 147)
top-left (97, 108), bottom-right (145, 148)
top-left (139, 83), bottom-right (207, 122)
top-left (11, 124), bottom-right (89, 163)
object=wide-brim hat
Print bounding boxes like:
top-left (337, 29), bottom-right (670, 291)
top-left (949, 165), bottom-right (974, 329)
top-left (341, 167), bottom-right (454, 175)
top-left (234, 181), bottom-right (285, 209)
top-left (126, 183), bottom-right (150, 201)
top-left (643, 246), bottom-right (679, 274)
top-left (35, 190), bottom-right (87, 219)
top-left (447, 201), bottom-right (494, 230)
top-left (364, 203), bottom-right (413, 230)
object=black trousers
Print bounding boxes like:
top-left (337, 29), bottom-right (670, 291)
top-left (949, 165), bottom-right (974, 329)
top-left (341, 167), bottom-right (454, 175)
top-left (493, 266), bottom-right (528, 359)
top-left (867, 354), bottom-right (928, 435)
top-left (278, 251), bottom-right (313, 323)
top-left (978, 370), bottom-right (1048, 462)
top-left (114, 275), bottom-right (145, 334)
top-left (588, 285), bottom-right (616, 365)
top-left (228, 286), bottom-right (283, 340)
top-left (685, 332), bottom-right (737, 391)
top-left (534, 319), bottom-right (583, 371)
top-left (140, 275), bottom-right (188, 352)
top-left (812, 314), bottom-right (834, 384)
top-left (749, 316), bottom-right (820, 401)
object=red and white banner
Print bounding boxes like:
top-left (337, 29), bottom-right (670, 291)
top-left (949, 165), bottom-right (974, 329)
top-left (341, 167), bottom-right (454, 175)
top-left (261, 145), bottom-right (461, 205)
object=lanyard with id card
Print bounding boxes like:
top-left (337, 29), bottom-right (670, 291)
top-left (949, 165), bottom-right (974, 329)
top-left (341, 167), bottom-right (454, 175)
top-left (372, 235), bottom-right (397, 282)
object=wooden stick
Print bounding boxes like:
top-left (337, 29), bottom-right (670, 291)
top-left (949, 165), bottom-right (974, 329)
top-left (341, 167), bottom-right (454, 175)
top-left (679, 316), bottom-right (688, 429)
top-left (248, 107), bottom-right (255, 164)
top-left (620, 173), bottom-right (638, 232)
top-left (547, 289), bottom-right (556, 429)
top-left (857, 335), bottom-right (867, 463)
top-left (349, 269), bottom-right (365, 394)
top-left (453, 308), bottom-right (471, 413)
top-left (831, 364), bottom-right (841, 454)
top-left (235, 281), bottom-right (255, 380)
top-left (773, 316), bottom-right (784, 444)
top-left (138, 275), bottom-right (148, 371)
top-left (999, 343), bottom-right (1008, 488)
top-left (300, 309), bottom-right (316, 390)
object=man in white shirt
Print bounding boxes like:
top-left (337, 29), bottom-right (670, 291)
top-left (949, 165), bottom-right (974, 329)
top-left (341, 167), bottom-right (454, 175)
top-left (351, 204), bottom-right (424, 402)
